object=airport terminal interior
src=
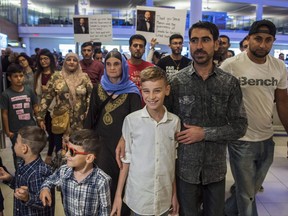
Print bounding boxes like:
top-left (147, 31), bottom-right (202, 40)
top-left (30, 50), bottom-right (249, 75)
top-left (1, 0), bottom-right (288, 215)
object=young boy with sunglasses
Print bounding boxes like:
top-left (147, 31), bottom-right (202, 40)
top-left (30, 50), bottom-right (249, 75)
top-left (0, 126), bottom-right (54, 215)
top-left (40, 129), bottom-right (111, 215)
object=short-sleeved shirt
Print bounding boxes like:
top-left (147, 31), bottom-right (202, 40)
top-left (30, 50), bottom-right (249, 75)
top-left (157, 55), bottom-right (191, 79)
top-left (122, 106), bottom-right (181, 215)
top-left (0, 86), bottom-right (37, 132)
top-left (220, 52), bottom-right (287, 141)
top-left (127, 60), bottom-right (154, 89)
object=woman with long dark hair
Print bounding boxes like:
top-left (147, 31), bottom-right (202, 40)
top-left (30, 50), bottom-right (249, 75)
top-left (34, 49), bottom-right (57, 165)
top-left (16, 53), bottom-right (35, 89)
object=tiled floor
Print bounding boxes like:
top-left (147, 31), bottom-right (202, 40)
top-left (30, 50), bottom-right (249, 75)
top-left (0, 135), bottom-right (288, 216)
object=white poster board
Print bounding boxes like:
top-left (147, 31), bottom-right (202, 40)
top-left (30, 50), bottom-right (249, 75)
top-left (136, 6), bottom-right (186, 45)
top-left (73, 14), bottom-right (112, 43)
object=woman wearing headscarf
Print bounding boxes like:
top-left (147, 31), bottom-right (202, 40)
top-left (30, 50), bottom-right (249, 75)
top-left (85, 50), bottom-right (141, 215)
top-left (37, 52), bottom-right (93, 156)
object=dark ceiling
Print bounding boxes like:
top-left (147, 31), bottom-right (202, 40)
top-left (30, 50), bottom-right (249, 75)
top-left (28, 0), bottom-right (288, 17)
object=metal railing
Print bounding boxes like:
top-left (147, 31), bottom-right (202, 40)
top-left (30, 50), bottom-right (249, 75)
top-left (1, 4), bottom-right (288, 34)
top-left (0, 72), bottom-right (7, 149)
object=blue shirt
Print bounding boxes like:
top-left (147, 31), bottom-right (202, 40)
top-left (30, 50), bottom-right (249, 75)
top-left (7, 157), bottom-right (54, 216)
top-left (41, 164), bottom-right (111, 216)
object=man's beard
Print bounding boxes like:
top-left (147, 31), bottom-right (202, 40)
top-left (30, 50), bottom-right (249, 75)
top-left (132, 53), bottom-right (143, 59)
top-left (250, 49), bottom-right (270, 58)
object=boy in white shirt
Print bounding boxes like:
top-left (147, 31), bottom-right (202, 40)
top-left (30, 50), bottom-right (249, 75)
top-left (111, 66), bottom-right (181, 216)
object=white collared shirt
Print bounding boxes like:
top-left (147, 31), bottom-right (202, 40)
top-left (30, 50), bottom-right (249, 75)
top-left (122, 106), bottom-right (180, 215)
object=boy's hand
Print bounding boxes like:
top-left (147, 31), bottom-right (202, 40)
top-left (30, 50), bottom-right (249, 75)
top-left (115, 137), bottom-right (125, 169)
top-left (40, 188), bottom-right (52, 207)
top-left (110, 196), bottom-right (122, 216)
top-left (14, 186), bottom-right (29, 202)
top-left (170, 192), bottom-right (179, 216)
top-left (0, 167), bottom-right (12, 181)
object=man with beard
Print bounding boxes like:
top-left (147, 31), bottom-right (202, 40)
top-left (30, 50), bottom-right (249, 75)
top-left (127, 34), bottom-right (153, 89)
top-left (80, 42), bottom-right (104, 85)
top-left (137, 11), bottom-right (155, 32)
top-left (221, 19), bottom-right (288, 216)
top-left (165, 21), bottom-right (247, 216)
top-left (157, 34), bottom-right (191, 79)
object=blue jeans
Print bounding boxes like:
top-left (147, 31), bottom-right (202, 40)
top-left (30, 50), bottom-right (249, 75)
top-left (177, 176), bottom-right (225, 216)
top-left (225, 138), bottom-right (275, 216)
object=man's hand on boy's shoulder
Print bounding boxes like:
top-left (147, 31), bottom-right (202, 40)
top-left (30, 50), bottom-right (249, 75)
top-left (14, 186), bottom-right (29, 202)
top-left (0, 167), bottom-right (12, 182)
top-left (40, 188), bottom-right (52, 207)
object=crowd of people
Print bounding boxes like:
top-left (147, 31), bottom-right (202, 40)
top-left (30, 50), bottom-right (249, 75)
top-left (0, 19), bottom-right (287, 216)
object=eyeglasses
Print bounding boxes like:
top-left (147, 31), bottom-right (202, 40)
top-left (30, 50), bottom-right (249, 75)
top-left (64, 143), bottom-right (89, 157)
top-left (40, 57), bottom-right (50, 61)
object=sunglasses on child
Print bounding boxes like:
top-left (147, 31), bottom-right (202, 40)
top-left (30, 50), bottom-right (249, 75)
top-left (64, 144), bottom-right (89, 157)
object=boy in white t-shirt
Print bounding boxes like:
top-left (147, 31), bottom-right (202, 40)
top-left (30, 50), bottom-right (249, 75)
top-left (111, 66), bottom-right (181, 216)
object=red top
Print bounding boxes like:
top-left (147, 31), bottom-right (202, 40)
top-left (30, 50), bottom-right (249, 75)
top-left (80, 60), bottom-right (104, 85)
top-left (127, 60), bottom-right (154, 89)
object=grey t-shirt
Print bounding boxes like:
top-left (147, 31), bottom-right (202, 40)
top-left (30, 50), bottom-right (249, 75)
top-left (0, 86), bottom-right (37, 132)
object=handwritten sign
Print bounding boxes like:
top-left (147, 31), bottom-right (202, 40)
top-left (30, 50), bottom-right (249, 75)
top-left (136, 6), bottom-right (186, 45)
top-left (73, 14), bottom-right (112, 43)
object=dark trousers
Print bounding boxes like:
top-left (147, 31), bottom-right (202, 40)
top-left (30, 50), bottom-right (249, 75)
top-left (177, 176), bottom-right (225, 216)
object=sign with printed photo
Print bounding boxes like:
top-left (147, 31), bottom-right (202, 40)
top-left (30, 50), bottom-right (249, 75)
top-left (136, 6), bottom-right (187, 45)
top-left (73, 14), bottom-right (112, 42)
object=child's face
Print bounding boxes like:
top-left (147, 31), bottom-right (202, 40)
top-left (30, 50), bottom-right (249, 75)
top-left (64, 143), bottom-right (90, 169)
top-left (14, 134), bottom-right (25, 158)
top-left (141, 79), bottom-right (170, 113)
top-left (8, 72), bottom-right (24, 87)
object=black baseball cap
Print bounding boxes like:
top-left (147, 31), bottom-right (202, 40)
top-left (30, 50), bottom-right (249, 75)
top-left (248, 20), bottom-right (276, 37)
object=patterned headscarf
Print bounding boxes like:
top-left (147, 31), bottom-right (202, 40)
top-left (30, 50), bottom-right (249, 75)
top-left (61, 52), bottom-right (86, 105)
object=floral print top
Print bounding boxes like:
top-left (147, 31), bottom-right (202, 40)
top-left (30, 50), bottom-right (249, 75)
top-left (38, 71), bottom-right (93, 131)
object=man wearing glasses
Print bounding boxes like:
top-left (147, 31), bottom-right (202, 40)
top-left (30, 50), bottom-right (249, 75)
top-left (157, 34), bottom-right (191, 79)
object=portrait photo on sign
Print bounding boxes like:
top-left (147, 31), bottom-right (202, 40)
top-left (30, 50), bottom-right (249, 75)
top-left (136, 10), bottom-right (155, 33)
top-left (74, 17), bottom-right (89, 34)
